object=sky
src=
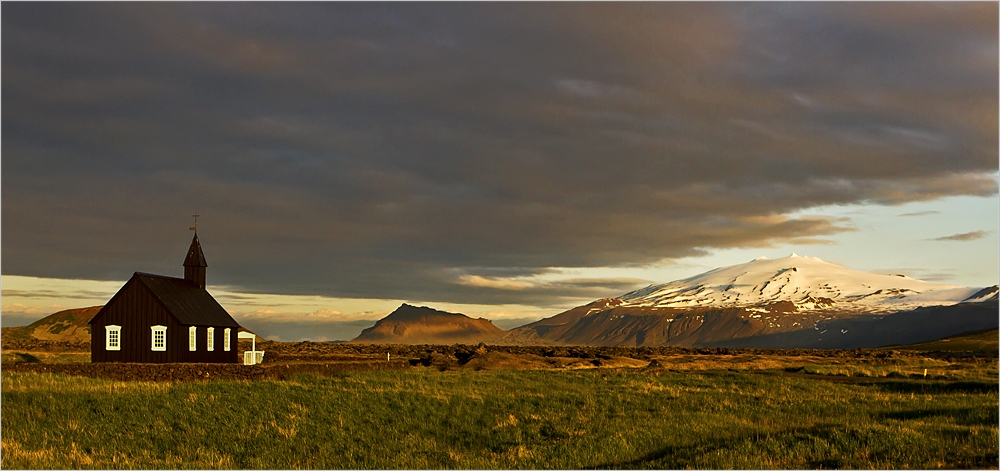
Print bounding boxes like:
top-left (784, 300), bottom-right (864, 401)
top-left (2, 3), bottom-right (998, 341)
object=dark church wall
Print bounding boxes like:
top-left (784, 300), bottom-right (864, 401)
top-left (179, 325), bottom-right (240, 363)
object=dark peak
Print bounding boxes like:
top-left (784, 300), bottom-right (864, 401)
top-left (382, 303), bottom-right (473, 323)
top-left (183, 232), bottom-right (208, 268)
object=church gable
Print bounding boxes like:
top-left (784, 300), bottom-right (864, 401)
top-left (89, 274), bottom-right (179, 363)
top-left (88, 275), bottom-right (156, 327)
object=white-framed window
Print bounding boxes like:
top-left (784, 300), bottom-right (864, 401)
top-left (105, 325), bottom-right (121, 351)
top-left (151, 325), bottom-right (167, 352)
top-left (207, 327), bottom-right (215, 351)
top-left (224, 328), bottom-right (231, 351)
top-left (189, 326), bottom-right (197, 351)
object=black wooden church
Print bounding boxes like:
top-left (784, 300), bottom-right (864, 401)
top-left (89, 231), bottom-right (241, 363)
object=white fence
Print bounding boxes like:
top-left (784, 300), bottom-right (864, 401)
top-left (239, 331), bottom-right (264, 365)
top-left (244, 350), bottom-right (265, 365)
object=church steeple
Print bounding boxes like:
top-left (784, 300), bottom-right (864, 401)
top-left (183, 232), bottom-right (208, 289)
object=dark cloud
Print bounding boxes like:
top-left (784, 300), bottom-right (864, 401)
top-left (0, 289), bottom-right (116, 300)
top-left (447, 274), bottom-right (649, 307)
top-left (899, 211), bottom-right (940, 217)
top-left (930, 231), bottom-right (990, 242)
top-left (3, 3), bottom-right (997, 306)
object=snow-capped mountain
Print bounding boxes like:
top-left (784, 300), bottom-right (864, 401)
top-left (619, 253), bottom-right (986, 313)
top-left (502, 254), bottom-right (997, 348)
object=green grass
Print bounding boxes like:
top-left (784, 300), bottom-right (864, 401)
top-left (2, 368), bottom-right (998, 469)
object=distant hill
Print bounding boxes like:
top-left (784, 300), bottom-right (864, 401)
top-left (704, 301), bottom-right (999, 349)
top-left (886, 328), bottom-right (998, 354)
top-left (352, 304), bottom-right (504, 344)
top-left (1, 306), bottom-right (102, 342)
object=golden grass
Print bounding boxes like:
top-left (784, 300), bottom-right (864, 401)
top-left (1, 438), bottom-right (238, 469)
top-left (1, 372), bottom-right (175, 394)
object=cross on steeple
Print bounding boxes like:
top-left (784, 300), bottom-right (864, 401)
top-left (190, 213), bottom-right (200, 231)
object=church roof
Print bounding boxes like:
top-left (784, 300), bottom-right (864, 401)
top-left (183, 233), bottom-right (208, 268)
top-left (134, 273), bottom-right (239, 327)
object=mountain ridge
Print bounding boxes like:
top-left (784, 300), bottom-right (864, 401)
top-left (351, 304), bottom-right (504, 344)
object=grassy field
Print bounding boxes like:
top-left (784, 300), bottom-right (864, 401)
top-left (888, 328), bottom-right (998, 354)
top-left (2, 362), bottom-right (998, 469)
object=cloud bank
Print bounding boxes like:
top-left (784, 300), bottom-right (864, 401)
top-left (3, 3), bottom-right (997, 307)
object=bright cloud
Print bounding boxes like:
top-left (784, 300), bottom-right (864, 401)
top-left (454, 275), bottom-right (534, 291)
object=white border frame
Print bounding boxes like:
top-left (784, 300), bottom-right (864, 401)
top-left (105, 325), bottom-right (121, 351)
top-left (151, 325), bottom-right (167, 352)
